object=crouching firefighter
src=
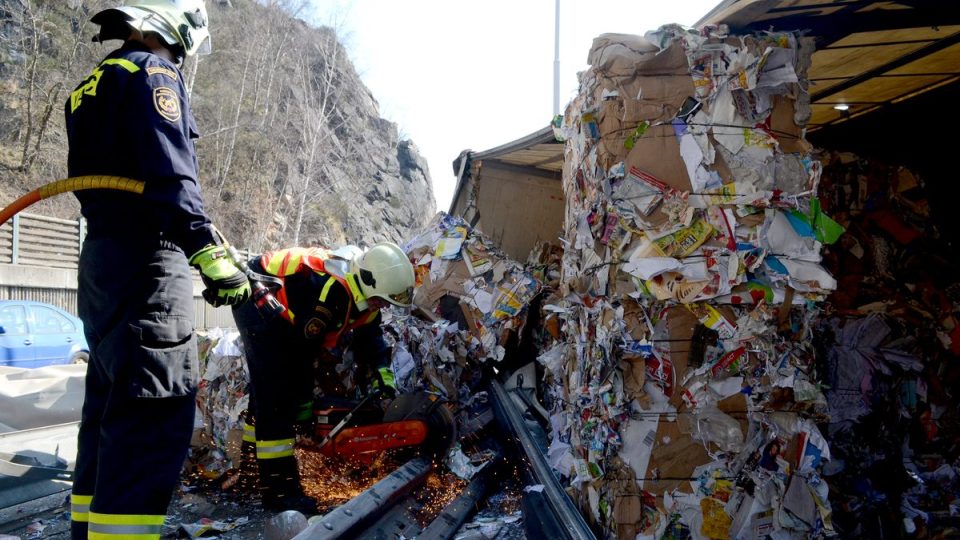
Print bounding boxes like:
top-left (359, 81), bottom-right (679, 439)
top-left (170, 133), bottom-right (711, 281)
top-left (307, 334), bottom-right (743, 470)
top-left (232, 242), bottom-right (415, 513)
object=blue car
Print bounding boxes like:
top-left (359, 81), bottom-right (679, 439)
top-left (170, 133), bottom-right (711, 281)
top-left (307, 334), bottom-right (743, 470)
top-left (0, 300), bottom-right (89, 368)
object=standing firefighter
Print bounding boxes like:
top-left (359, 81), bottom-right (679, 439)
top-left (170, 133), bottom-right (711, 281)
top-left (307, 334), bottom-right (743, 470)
top-left (66, 1), bottom-right (250, 539)
top-left (234, 242), bottom-right (414, 513)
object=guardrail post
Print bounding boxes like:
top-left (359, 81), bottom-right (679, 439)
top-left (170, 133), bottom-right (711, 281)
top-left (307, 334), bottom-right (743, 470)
top-left (11, 214), bottom-right (19, 265)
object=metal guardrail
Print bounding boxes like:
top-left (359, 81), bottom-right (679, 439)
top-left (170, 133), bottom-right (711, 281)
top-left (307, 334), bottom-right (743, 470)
top-left (0, 213), bottom-right (83, 269)
top-left (293, 457), bottom-right (433, 540)
top-left (0, 212), bottom-right (252, 328)
top-left (0, 212), bottom-right (256, 269)
top-left (490, 380), bottom-right (597, 540)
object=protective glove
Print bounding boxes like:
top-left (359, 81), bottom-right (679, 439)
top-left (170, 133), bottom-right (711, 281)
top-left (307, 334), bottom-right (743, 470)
top-left (189, 244), bottom-right (251, 307)
top-left (371, 366), bottom-right (397, 399)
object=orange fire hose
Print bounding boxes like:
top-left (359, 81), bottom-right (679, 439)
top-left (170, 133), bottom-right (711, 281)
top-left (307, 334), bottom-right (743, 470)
top-left (0, 176), bottom-right (145, 225)
top-left (1, 175), bottom-right (286, 318)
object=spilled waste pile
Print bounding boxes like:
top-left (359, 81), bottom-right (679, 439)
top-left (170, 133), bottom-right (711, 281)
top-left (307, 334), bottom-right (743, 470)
top-left (540, 24), bottom-right (838, 538)
top-left (185, 215), bottom-right (545, 536)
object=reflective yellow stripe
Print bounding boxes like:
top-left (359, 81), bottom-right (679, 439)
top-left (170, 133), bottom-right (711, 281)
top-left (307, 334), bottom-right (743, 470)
top-left (90, 512), bottom-right (165, 525)
top-left (281, 252), bottom-right (303, 275)
top-left (344, 273), bottom-right (367, 305)
top-left (378, 367), bottom-right (395, 389)
top-left (89, 526), bottom-right (161, 539)
top-left (71, 493), bottom-right (93, 522)
top-left (318, 277), bottom-right (336, 302)
top-left (88, 512), bottom-right (164, 539)
top-left (256, 438), bottom-right (295, 459)
top-left (242, 422), bottom-right (256, 442)
top-left (101, 58), bottom-right (141, 73)
top-left (264, 248), bottom-right (309, 276)
top-left (70, 58), bottom-right (141, 113)
top-left (258, 449), bottom-right (295, 459)
top-left (256, 438), bottom-right (295, 447)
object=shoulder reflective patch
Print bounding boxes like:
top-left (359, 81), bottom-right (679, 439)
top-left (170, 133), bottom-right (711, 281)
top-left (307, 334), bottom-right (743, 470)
top-left (153, 87), bottom-right (181, 122)
top-left (101, 58), bottom-right (140, 73)
top-left (70, 67), bottom-right (106, 113)
top-left (146, 66), bottom-right (178, 81)
top-left (304, 318), bottom-right (326, 339)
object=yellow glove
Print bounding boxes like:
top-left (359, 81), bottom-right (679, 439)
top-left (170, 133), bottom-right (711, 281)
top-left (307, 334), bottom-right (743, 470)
top-left (372, 366), bottom-right (397, 398)
top-left (189, 244), bottom-right (251, 307)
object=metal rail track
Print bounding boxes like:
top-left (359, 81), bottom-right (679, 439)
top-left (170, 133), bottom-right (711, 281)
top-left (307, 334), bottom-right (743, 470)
top-left (489, 380), bottom-right (597, 540)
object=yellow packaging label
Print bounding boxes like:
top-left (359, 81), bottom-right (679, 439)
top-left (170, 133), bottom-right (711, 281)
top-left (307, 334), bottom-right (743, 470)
top-left (700, 497), bottom-right (732, 540)
top-left (685, 302), bottom-right (736, 339)
top-left (703, 183), bottom-right (738, 205)
top-left (652, 218), bottom-right (714, 258)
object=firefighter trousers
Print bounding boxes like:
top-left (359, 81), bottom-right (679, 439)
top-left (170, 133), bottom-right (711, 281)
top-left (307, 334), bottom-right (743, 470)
top-left (233, 300), bottom-right (315, 504)
top-left (71, 236), bottom-right (198, 540)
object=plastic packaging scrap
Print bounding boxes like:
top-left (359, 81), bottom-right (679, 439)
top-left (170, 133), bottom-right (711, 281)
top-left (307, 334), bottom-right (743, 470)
top-left (455, 489), bottom-right (525, 540)
top-left (446, 443), bottom-right (492, 481)
top-left (265, 511), bottom-right (308, 540)
top-left (178, 516), bottom-right (248, 538)
top-left (382, 212), bottom-right (544, 399)
top-left (537, 24), bottom-right (840, 539)
top-left (24, 520), bottom-right (45, 539)
top-left (454, 513), bottom-right (522, 540)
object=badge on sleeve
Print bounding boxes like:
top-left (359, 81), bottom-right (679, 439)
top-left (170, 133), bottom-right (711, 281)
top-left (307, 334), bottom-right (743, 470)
top-left (146, 66), bottom-right (178, 81)
top-left (304, 318), bottom-right (326, 339)
top-left (153, 87), bottom-right (181, 122)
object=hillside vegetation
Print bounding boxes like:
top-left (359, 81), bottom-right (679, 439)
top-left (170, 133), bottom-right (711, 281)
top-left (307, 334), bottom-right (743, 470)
top-left (0, 0), bottom-right (435, 250)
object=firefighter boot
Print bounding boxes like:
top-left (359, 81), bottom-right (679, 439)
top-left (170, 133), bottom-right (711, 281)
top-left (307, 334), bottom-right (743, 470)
top-left (258, 456), bottom-right (317, 514)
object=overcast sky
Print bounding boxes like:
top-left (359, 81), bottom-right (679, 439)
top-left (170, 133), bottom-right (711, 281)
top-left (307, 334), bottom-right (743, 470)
top-left (309, 0), bottom-right (720, 211)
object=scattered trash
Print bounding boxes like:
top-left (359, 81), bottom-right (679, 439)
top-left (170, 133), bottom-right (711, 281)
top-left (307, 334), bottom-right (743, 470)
top-left (446, 444), bottom-right (486, 481)
top-left (23, 520), bottom-right (45, 539)
top-left (178, 516), bottom-right (248, 538)
top-left (264, 510), bottom-right (308, 540)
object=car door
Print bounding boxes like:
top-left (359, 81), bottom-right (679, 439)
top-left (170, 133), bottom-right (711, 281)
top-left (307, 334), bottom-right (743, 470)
top-left (0, 303), bottom-right (35, 367)
top-left (27, 304), bottom-right (81, 367)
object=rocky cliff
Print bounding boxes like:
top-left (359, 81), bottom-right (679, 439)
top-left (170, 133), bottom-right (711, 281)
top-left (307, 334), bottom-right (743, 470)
top-left (0, 0), bottom-right (435, 250)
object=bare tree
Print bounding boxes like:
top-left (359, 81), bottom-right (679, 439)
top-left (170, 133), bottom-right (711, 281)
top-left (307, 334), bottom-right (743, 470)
top-left (1, 1), bottom-right (93, 176)
top-left (284, 28), bottom-right (348, 246)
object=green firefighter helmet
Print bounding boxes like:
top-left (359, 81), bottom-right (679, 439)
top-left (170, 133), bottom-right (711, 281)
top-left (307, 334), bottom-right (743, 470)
top-left (351, 242), bottom-right (415, 308)
top-left (92, 0), bottom-right (212, 58)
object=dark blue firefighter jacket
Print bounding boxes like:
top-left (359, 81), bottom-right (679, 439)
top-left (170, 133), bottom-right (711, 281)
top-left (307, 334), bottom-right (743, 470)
top-left (65, 41), bottom-right (215, 255)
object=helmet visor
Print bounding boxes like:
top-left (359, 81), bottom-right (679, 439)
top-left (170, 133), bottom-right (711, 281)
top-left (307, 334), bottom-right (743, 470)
top-left (386, 286), bottom-right (413, 307)
top-left (176, 23), bottom-right (212, 56)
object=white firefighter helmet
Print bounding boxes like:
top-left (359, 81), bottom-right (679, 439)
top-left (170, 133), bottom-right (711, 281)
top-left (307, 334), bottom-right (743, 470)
top-left (351, 242), bottom-right (415, 307)
top-left (92, 0), bottom-right (212, 58)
